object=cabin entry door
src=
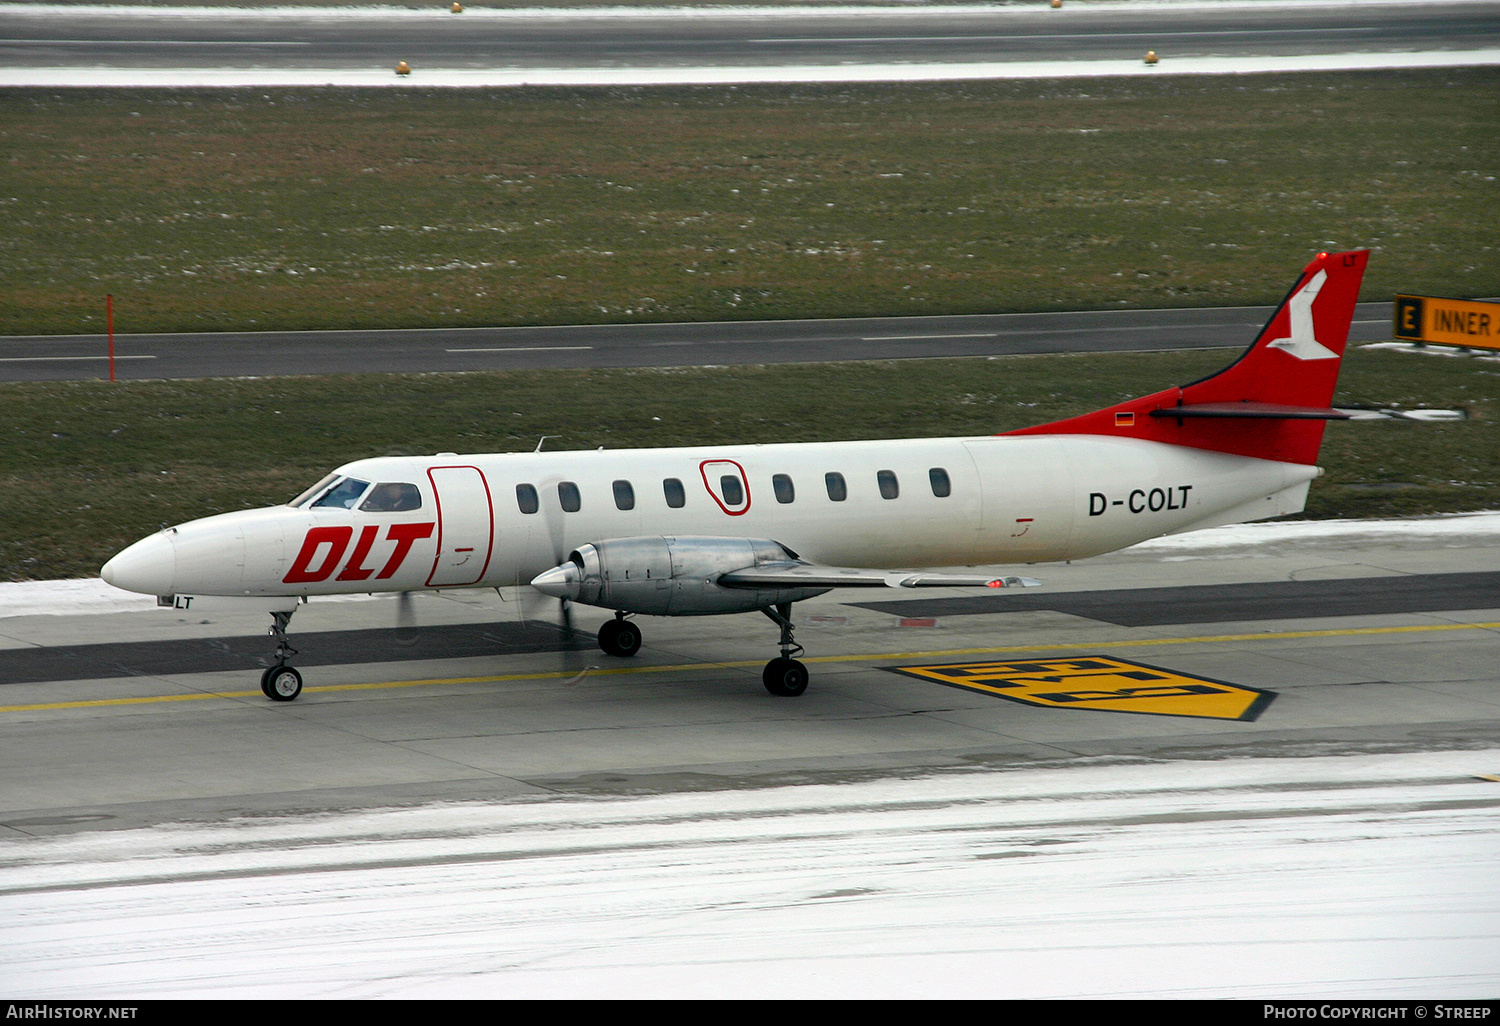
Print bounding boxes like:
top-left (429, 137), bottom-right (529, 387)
top-left (426, 466), bottom-right (494, 587)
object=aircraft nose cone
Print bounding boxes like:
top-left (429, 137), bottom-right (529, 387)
top-left (530, 562), bottom-right (582, 600)
top-left (101, 530), bottom-right (176, 596)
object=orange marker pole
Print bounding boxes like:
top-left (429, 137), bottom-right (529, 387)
top-left (106, 293), bottom-right (115, 382)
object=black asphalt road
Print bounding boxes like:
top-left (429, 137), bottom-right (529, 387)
top-left (0, 620), bottom-right (588, 686)
top-left (0, 302), bottom-right (1395, 381)
top-left (7, 569), bottom-right (1497, 684)
top-left (3, 2), bottom-right (1496, 72)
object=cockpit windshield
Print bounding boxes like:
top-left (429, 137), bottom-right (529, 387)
top-left (289, 475), bottom-right (420, 511)
top-left (311, 477), bottom-right (371, 509)
top-left (288, 473), bottom-right (340, 508)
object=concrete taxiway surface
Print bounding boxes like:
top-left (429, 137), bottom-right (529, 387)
top-left (2, 521), bottom-right (1497, 838)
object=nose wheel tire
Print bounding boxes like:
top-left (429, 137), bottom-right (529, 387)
top-left (261, 665), bottom-right (303, 702)
top-left (763, 657), bottom-right (809, 697)
top-left (597, 617), bottom-right (642, 657)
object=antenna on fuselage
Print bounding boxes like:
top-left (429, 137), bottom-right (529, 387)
top-left (534, 436), bottom-right (555, 452)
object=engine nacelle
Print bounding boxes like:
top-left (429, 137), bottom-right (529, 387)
top-left (530, 536), bottom-right (831, 615)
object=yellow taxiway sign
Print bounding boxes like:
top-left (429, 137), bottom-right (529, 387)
top-left (1394, 293), bottom-right (1500, 351)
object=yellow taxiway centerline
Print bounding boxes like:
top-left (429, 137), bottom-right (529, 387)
top-left (3, 619), bottom-right (1498, 714)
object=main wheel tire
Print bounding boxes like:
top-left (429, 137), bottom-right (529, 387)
top-left (763, 657), bottom-right (809, 697)
top-left (262, 665), bottom-right (303, 702)
top-left (597, 618), bottom-right (642, 658)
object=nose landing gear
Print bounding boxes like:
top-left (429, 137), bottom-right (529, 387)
top-left (261, 663), bottom-right (303, 701)
top-left (260, 609), bottom-right (303, 701)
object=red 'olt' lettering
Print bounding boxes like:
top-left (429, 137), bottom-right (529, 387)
top-left (283, 522), bottom-right (434, 585)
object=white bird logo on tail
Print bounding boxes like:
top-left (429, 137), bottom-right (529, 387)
top-left (1268, 269), bottom-right (1337, 360)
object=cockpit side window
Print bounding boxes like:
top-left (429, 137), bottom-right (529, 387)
top-left (359, 482), bottom-right (422, 512)
top-left (310, 477), bottom-right (371, 509)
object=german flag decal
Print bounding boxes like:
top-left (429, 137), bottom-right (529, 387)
top-left (886, 656), bottom-right (1275, 721)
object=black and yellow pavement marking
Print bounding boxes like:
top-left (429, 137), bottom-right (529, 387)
top-left (887, 655), bottom-right (1275, 720)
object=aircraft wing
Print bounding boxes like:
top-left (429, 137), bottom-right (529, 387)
top-left (718, 563), bottom-right (1041, 590)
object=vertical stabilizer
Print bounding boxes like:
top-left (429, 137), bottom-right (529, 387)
top-left (1007, 250), bottom-right (1369, 465)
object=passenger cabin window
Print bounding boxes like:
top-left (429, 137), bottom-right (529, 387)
top-left (613, 479), bottom-right (635, 511)
top-left (720, 475), bottom-right (744, 507)
top-left (558, 481), bottom-right (581, 513)
top-left (516, 483), bottom-right (539, 514)
top-left (664, 478), bottom-right (686, 509)
top-left (877, 470), bottom-right (899, 500)
top-left (772, 473), bottom-right (795, 504)
top-left (311, 477), bottom-right (370, 509)
top-left (825, 472), bottom-right (847, 502)
top-left (929, 467), bottom-right (952, 498)
top-left (360, 482), bottom-right (422, 512)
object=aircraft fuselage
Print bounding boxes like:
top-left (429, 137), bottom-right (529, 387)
top-left (103, 433), bottom-right (1315, 602)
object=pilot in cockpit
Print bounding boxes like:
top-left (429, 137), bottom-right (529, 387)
top-left (359, 482), bottom-right (422, 512)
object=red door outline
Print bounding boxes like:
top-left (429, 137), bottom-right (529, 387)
top-left (699, 459), bottom-right (751, 516)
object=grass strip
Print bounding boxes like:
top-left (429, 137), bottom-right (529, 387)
top-left (2, 69), bottom-right (1496, 336)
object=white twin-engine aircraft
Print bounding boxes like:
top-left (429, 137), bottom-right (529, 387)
top-left (102, 250), bottom-right (1369, 701)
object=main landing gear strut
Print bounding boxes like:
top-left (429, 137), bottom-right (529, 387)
top-left (760, 603), bottom-right (809, 697)
top-left (594, 603), bottom-right (810, 697)
top-left (260, 609), bottom-right (303, 702)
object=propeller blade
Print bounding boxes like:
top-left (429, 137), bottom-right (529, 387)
top-left (554, 596), bottom-right (597, 685)
top-left (393, 590), bottom-right (421, 646)
top-left (538, 475), bottom-right (570, 566)
top-left (516, 575), bottom-right (596, 685)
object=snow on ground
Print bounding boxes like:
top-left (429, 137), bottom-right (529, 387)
top-left (2, 750), bottom-right (1497, 997)
top-left (1132, 509), bottom-right (1500, 557)
top-left (1363, 342), bottom-right (1500, 363)
top-left (9, 50), bottom-right (1497, 89)
top-left (0, 576), bottom-right (380, 617)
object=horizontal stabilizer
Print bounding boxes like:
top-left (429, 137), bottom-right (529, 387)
top-left (1148, 402), bottom-right (1351, 421)
top-left (719, 563), bottom-right (1041, 590)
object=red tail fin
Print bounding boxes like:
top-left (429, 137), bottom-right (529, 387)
top-left (1007, 250), bottom-right (1369, 465)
